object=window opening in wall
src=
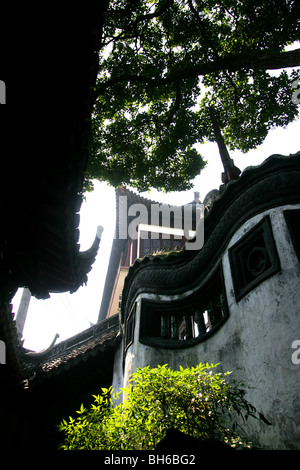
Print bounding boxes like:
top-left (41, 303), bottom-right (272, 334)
top-left (229, 216), bottom-right (281, 301)
top-left (140, 234), bottom-right (184, 257)
top-left (139, 265), bottom-right (228, 349)
top-left (124, 304), bottom-right (136, 352)
top-left (284, 209), bottom-right (300, 263)
top-left (162, 239), bottom-right (171, 251)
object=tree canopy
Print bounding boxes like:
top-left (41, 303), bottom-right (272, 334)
top-left (85, 0), bottom-right (300, 193)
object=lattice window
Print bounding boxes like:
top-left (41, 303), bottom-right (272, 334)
top-left (152, 238), bottom-right (162, 253)
top-left (173, 239), bottom-right (183, 250)
top-left (139, 264), bottom-right (229, 348)
top-left (124, 304), bottom-right (136, 352)
top-left (284, 209), bottom-right (300, 263)
top-left (141, 238), bottom-right (151, 256)
top-left (162, 239), bottom-right (171, 251)
top-left (140, 234), bottom-right (184, 257)
top-left (229, 216), bottom-right (280, 301)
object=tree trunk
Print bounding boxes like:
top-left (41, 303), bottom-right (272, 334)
top-left (208, 107), bottom-right (241, 184)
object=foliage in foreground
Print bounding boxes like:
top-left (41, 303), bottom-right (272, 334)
top-left (58, 363), bottom-right (269, 450)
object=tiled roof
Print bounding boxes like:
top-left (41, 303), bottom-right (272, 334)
top-left (0, 302), bottom-right (25, 384)
top-left (0, 2), bottom-right (105, 302)
top-left (0, 1), bottom-right (109, 394)
top-left (22, 314), bottom-right (120, 385)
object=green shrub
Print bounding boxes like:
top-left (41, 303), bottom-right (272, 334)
top-left (58, 363), bottom-right (266, 450)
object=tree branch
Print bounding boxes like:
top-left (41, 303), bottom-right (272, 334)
top-left (167, 48), bottom-right (300, 81)
top-left (104, 0), bottom-right (174, 46)
top-left (133, 0), bottom-right (174, 25)
top-left (187, 0), bottom-right (239, 104)
top-left (95, 48), bottom-right (300, 96)
top-left (165, 82), bottom-right (182, 125)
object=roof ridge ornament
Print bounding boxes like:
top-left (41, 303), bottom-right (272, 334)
top-left (21, 333), bottom-right (60, 363)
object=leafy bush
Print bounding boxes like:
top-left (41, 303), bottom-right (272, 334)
top-left (58, 363), bottom-right (265, 450)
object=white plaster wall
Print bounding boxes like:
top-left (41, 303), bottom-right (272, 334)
top-left (219, 205), bottom-right (300, 449)
top-left (111, 341), bottom-right (124, 406)
top-left (117, 204), bottom-right (300, 449)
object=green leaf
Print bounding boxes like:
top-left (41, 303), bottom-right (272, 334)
top-left (57, 361), bottom-right (267, 449)
top-left (84, 0), bottom-right (300, 193)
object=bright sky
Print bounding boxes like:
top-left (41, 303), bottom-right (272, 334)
top-left (12, 42), bottom-right (300, 351)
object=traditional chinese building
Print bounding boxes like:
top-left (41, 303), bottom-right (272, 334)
top-left (1, 3), bottom-right (299, 451)
top-left (112, 152), bottom-right (300, 450)
top-left (0, 1), bottom-right (111, 450)
top-left (98, 187), bottom-right (200, 321)
top-left (2, 151), bottom-right (299, 451)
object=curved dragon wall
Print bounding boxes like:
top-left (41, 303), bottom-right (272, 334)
top-left (112, 153), bottom-right (300, 450)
